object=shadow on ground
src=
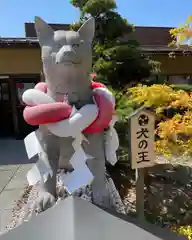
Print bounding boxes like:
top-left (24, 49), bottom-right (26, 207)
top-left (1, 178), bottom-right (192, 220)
top-left (0, 139), bottom-right (35, 165)
top-left (108, 162), bottom-right (192, 227)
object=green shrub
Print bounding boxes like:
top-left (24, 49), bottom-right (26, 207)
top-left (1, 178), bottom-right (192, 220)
top-left (171, 84), bottom-right (192, 92)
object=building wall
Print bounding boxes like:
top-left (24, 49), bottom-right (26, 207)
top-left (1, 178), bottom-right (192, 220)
top-left (0, 47), bottom-right (41, 139)
top-left (0, 47), bottom-right (192, 77)
top-left (0, 48), bottom-right (41, 74)
top-left (0, 47), bottom-right (191, 138)
top-left (152, 55), bottom-right (192, 84)
top-left (153, 55), bottom-right (192, 75)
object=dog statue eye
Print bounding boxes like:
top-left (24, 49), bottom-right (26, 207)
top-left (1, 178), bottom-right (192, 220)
top-left (72, 44), bottom-right (79, 49)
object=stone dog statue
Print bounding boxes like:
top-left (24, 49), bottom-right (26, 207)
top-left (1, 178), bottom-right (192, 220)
top-left (22, 16), bottom-right (119, 212)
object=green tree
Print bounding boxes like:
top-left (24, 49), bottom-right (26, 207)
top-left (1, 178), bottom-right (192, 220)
top-left (70, 0), bottom-right (160, 90)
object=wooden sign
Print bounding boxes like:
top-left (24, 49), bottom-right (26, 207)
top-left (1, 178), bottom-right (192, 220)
top-left (129, 107), bottom-right (155, 169)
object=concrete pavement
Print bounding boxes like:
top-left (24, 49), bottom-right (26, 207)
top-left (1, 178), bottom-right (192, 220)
top-left (0, 139), bottom-right (33, 232)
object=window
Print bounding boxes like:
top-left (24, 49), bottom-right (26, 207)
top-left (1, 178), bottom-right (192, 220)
top-left (0, 82), bottom-right (9, 101)
top-left (186, 75), bottom-right (192, 84)
top-left (17, 82), bottom-right (35, 104)
top-left (169, 75), bottom-right (187, 84)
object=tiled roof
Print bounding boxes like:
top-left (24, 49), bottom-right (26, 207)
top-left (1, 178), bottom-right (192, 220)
top-left (1, 24), bottom-right (191, 53)
top-left (0, 37), bottom-right (39, 48)
top-left (125, 26), bottom-right (174, 46)
top-left (140, 45), bottom-right (191, 53)
top-left (24, 22), bottom-right (174, 46)
top-left (0, 37), bottom-right (186, 53)
top-left (0, 37), bottom-right (37, 43)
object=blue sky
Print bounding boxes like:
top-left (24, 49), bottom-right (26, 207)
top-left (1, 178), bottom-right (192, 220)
top-left (1, 0), bottom-right (192, 37)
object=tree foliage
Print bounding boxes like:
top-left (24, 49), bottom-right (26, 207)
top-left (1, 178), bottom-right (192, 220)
top-left (128, 84), bottom-right (192, 158)
top-left (70, 0), bottom-right (160, 90)
top-left (171, 225), bottom-right (192, 240)
top-left (120, 16), bottom-right (192, 161)
top-left (169, 15), bottom-right (192, 48)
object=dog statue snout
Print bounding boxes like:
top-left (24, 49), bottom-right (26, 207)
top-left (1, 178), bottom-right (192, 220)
top-left (55, 45), bottom-right (74, 64)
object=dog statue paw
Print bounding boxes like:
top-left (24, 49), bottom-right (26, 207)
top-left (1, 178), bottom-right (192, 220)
top-left (35, 191), bottom-right (55, 213)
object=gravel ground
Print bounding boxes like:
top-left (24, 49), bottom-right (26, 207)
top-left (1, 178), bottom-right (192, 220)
top-left (5, 170), bottom-right (126, 232)
top-left (6, 159), bottom-right (190, 233)
top-left (109, 162), bottom-right (192, 227)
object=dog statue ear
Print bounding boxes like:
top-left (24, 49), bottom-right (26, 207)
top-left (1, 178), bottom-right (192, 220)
top-left (78, 17), bottom-right (95, 43)
top-left (34, 16), bottom-right (54, 46)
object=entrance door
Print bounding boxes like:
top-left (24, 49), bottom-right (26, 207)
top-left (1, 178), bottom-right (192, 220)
top-left (15, 80), bottom-right (38, 138)
top-left (0, 79), bottom-right (14, 137)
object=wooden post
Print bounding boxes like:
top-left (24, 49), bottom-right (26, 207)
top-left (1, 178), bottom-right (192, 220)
top-left (135, 168), bottom-right (145, 221)
top-left (128, 107), bottom-right (156, 222)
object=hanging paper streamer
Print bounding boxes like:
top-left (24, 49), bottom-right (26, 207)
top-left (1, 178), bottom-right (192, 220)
top-left (55, 107), bottom-right (94, 193)
top-left (27, 156), bottom-right (53, 186)
top-left (24, 131), bottom-right (43, 159)
top-left (105, 115), bottom-right (119, 166)
top-left (24, 130), bottom-right (53, 186)
top-left (61, 132), bottom-right (94, 194)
